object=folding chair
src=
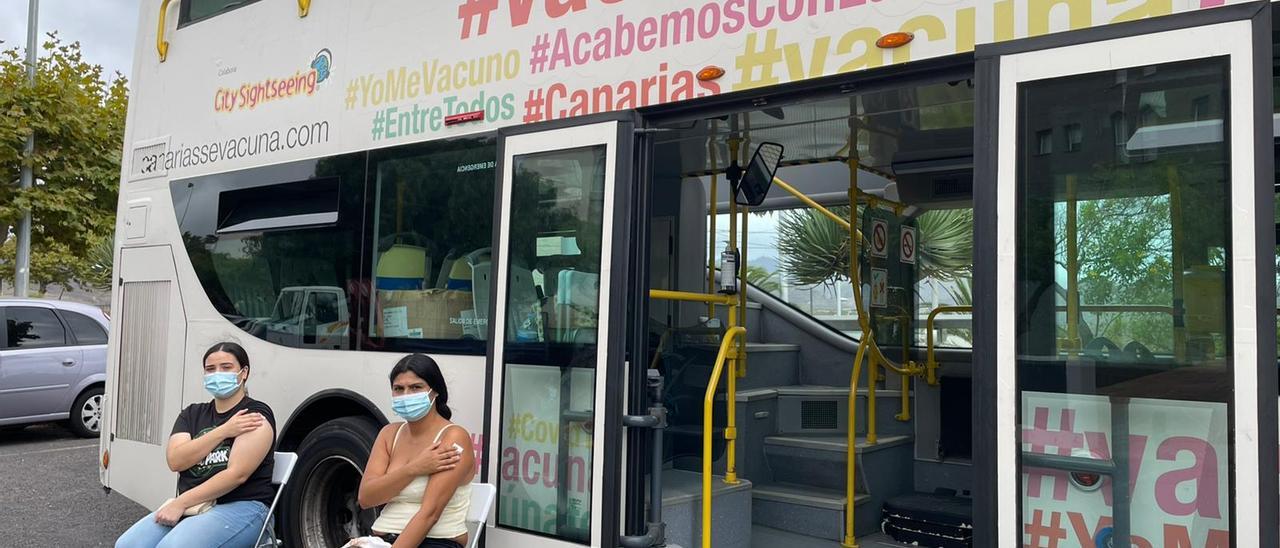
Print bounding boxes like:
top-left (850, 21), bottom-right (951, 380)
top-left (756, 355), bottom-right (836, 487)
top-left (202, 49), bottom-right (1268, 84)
top-left (465, 483), bottom-right (497, 548)
top-left (255, 451), bottom-right (299, 548)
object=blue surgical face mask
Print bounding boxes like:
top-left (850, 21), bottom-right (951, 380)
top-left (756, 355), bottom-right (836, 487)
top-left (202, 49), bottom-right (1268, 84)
top-left (204, 371), bottom-right (242, 400)
top-left (392, 391), bottom-right (433, 422)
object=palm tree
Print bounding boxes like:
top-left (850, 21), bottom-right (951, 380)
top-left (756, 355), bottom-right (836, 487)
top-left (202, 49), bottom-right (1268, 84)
top-left (777, 206), bottom-right (973, 286)
top-left (84, 235), bottom-right (115, 291)
top-left (746, 265), bottom-right (782, 293)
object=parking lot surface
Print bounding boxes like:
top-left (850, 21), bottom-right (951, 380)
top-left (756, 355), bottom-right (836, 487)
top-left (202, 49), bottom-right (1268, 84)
top-left (0, 424), bottom-right (147, 546)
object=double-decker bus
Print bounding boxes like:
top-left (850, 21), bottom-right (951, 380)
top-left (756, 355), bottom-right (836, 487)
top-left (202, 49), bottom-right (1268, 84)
top-left (102, 0), bottom-right (1278, 546)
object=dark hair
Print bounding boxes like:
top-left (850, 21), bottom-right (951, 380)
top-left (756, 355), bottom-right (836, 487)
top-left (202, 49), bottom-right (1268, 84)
top-left (389, 354), bottom-right (452, 420)
top-left (203, 341), bottom-right (250, 371)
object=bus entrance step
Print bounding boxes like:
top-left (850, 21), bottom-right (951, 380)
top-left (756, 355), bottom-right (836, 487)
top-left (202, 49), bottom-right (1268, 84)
top-left (763, 433), bottom-right (911, 490)
top-left (657, 469), bottom-right (753, 548)
top-left (750, 482), bottom-right (868, 542)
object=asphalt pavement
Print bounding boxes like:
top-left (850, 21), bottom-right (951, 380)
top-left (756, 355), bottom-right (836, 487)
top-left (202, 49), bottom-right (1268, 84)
top-left (0, 424), bottom-right (147, 546)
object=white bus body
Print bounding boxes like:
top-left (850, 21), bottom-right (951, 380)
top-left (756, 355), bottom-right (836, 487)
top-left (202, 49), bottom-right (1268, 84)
top-left (102, 1), bottom-right (1276, 547)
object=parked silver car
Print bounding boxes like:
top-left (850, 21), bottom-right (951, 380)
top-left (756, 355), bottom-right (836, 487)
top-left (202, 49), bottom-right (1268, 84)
top-left (0, 298), bottom-right (109, 437)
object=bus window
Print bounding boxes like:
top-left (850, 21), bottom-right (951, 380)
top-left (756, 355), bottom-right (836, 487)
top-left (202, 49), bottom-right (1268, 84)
top-left (180, 0), bottom-right (262, 25)
top-left (172, 153), bottom-right (365, 350)
top-left (365, 137), bottom-right (496, 354)
top-left (1016, 57), bottom-right (1232, 539)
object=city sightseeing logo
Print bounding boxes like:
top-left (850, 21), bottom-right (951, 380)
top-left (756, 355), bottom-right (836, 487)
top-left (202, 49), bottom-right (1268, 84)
top-left (214, 49), bottom-right (333, 113)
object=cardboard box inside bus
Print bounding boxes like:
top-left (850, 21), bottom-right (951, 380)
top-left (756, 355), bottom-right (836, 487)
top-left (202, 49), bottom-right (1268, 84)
top-left (377, 289), bottom-right (473, 339)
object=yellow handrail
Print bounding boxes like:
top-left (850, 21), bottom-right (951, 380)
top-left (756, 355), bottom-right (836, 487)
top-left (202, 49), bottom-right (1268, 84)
top-left (298, 0), bottom-right (311, 17)
top-left (649, 329), bottom-right (671, 370)
top-left (1065, 174), bottom-right (1080, 358)
top-left (703, 326), bottom-right (747, 548)
top-left (925, 306), bottom-right (973, 385)
top-left (649, 289), bottom-right (736, 306)
top-left (844, 149), bottom-right (862, 547)
top-left (738, 202), bottom-right (750, 378)
top-left (725, 137), bottom-right (742, 486)
top-left (771, 177), bottom-right (857, 232)
top-left (707, 121), bottom-right (719, 318)
top-left (844, 338), bottom-right (868, 547)
top-left (157, 0), bottom-right (173, 62)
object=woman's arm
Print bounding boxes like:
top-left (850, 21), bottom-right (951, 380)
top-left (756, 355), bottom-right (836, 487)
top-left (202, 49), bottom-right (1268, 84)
top-left (358, 425), bottom-right (413, 509)
top-left (164, 432), bottom-right (221, 472)
top-left (165, 409), bottom-right (263, 472)
top-left (173, 422), bottom-right (274, 507)
top-left (359, 425), bottom-right (463, 509)
top-left (392, 429), bottom-right (475, 548)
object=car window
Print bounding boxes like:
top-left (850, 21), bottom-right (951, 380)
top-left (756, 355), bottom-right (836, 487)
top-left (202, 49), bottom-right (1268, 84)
top-left (313, 292), bottom-right (340, 324)
top-left (4, 307), bottom-right (68, 349)
top-left (63, 311), bottom-right (108, 345)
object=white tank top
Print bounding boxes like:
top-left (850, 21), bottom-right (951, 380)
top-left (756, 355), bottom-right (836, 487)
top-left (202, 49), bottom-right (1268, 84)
top-left (371, 423), bottom-right (472, 538)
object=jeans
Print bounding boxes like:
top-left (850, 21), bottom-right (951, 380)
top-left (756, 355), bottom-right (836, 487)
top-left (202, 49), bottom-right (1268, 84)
top-left (115, 500), bottom-right (269, 548)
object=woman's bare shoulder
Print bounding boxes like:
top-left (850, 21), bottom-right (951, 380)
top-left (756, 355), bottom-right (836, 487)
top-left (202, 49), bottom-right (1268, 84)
top-left (441, 423), bottom-right (473, 447)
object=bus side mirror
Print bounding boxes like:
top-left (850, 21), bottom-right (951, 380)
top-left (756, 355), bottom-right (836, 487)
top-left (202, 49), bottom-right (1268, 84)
top-left (734, 142), bottom-right (784, 207)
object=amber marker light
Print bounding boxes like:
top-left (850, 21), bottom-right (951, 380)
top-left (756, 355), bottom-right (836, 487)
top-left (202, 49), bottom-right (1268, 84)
top-left (875, 32), bottom-right (914, 49)
top-left (102, 449), bottom-right (110, 470)
top-left (697, 66), bottom-right (725, 81)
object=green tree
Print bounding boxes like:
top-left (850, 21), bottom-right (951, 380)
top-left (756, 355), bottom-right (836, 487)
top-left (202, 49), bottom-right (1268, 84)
top-left (0, 34), bottom-right (128, 292)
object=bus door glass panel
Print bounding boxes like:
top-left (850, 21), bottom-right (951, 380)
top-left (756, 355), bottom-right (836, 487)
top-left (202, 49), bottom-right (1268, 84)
top-left (994, 23), bottom-right (1267, 544)
top-left (496, 145), bottom-right (606, 543)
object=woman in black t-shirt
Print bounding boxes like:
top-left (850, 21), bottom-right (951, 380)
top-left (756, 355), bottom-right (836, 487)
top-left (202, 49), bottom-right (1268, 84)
top-left (116, 342), bottom-right (276, 548)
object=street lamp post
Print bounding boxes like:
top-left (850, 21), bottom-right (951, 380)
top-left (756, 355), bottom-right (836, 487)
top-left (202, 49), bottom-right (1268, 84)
top-left (15, 0), bottom-right (38, 297)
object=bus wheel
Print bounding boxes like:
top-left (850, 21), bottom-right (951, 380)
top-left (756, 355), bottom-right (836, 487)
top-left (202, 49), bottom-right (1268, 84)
top-left (280, 416), bottom-right (382, 548)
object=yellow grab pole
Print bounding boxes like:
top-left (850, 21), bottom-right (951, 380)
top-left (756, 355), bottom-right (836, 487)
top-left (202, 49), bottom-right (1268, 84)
top-left (1168, 167), bottom-right (1186, 362)
top-left (898, 369), bottom-right (911, 421)
top-left (703, 327), bottom-right (747, 548)
top-left (866, 351), bottom-right (877, 445)
top-left (649, 289), bottom-right (737, 306)
top-left (739, 117), bottom-right (752, 374)
top-left (855, 187), bottom-right (909, 217)
top-left (1065, 174), bottom-right (1080, 358)
top-left (843, 338), bottom-right (868, 548)
top-left (897, 317), bottom-right (911, 422)
top-left (772, 177), bottom-right (853, 230)
top-left (649, 329), bottom-right (671, 370)
top-left (925, 306), bottom-right (973, 385)
top-left (845, 130), bottom-right (864, 545)
top-left (724, 137), bottom-right (741, 485)
top-left (739, 204), bottom-right (749, 378)
top-left (707, 129), bottom-right (719, 318)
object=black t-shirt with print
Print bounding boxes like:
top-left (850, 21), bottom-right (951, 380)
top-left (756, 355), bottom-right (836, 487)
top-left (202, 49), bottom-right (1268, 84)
top-left (170, 397), bottom-right (276, 506)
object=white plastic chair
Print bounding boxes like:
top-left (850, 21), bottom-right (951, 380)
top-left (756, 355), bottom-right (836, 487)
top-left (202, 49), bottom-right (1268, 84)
top-left (255, 451), bottom-right (299, 548)
top-left (465, 483), bottom-right (497, 548)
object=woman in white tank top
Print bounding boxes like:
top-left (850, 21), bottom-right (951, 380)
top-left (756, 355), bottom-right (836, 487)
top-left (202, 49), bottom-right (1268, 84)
top-left (357, 354), bottom-right (475, 548)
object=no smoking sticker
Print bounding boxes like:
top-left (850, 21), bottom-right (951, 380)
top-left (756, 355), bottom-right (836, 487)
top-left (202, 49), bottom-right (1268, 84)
top-left (870, 219), bottom-right (888, 259)
top-left (900, 226), bottom-right (917, 265)
top-left (870, 268), bottom-right (888, 308)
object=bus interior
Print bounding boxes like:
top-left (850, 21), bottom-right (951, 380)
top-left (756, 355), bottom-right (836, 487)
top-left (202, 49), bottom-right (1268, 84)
top-left (640, 75), bottom-right (979, 547)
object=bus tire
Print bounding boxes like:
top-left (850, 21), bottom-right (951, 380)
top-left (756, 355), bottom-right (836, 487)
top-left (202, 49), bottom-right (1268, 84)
top-left (280, 415), bottom-right (382, 548)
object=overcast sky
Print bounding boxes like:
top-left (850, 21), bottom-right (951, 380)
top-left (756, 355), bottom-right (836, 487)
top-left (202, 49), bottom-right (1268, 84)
top-left (1, 0), bottom-right (140, 81)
